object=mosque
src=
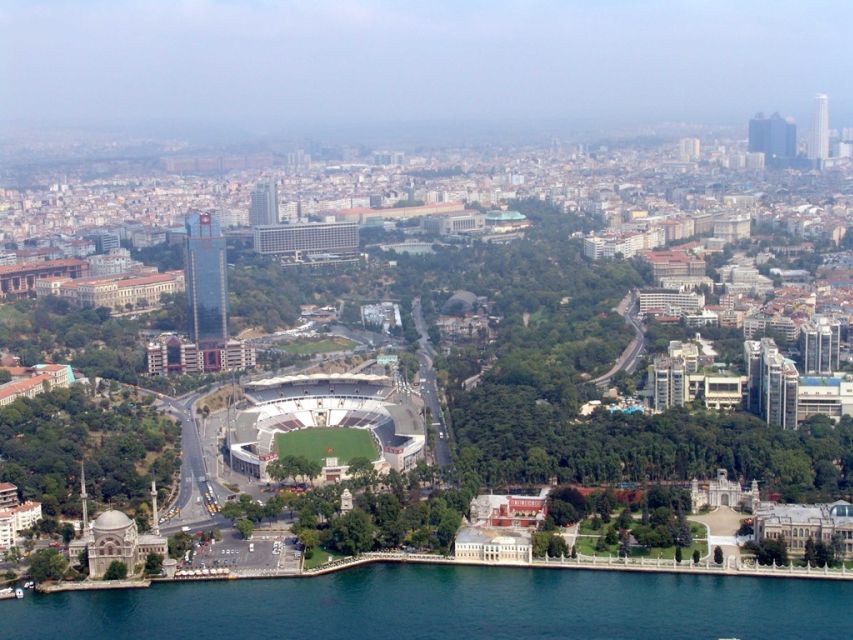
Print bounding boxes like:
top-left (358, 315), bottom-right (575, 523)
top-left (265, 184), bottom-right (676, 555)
top-left (69, 466), bottom-right (169, 579)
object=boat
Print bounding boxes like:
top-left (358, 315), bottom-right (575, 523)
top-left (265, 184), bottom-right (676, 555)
top-left (15, 588), bottom-right (24, 599)
top-left (0, 587), bottom-right (16, 600)
top-left (24, 581), bottom-right (34, 589)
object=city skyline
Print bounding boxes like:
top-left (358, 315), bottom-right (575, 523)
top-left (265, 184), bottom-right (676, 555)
top-left (1, 1), bottom-right (853, 134)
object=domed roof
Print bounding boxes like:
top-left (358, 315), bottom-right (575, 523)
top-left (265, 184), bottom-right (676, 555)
top-left (93, 510), bottom-right (132, 531)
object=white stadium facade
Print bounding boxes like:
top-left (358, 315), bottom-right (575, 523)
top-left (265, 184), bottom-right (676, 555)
top-left (226, 373), bottom-right (426, 483)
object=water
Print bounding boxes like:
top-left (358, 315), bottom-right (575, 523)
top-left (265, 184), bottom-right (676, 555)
top-left (4, 565), bottom-right (852, 640)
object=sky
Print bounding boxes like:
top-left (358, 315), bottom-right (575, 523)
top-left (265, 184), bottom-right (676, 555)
top-left (1, 0), bottom-right (852, 135)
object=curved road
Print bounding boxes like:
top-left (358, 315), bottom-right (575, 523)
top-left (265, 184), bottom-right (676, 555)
top-left (593, 291), bottom-right (646, 388)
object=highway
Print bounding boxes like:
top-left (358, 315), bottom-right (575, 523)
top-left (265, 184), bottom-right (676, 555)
top-left (412, 298), bottom-right (452, 467)
top-left (593, 291), bottom-right (646, 388)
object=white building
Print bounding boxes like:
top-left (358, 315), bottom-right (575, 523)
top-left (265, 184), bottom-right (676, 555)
top-left (0, 501), bottom-right (43, 550)
top-left (809, 93), bottom-right (829, 163)
top-left (454, 527), bottom-right (532, 564)
top-left (691, 470), bottom-right (759, 512)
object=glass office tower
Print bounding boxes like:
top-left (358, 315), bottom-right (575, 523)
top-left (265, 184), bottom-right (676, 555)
top-left (185, 212), bottom-right (228, 369)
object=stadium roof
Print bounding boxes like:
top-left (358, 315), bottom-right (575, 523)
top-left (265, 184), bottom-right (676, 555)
top-left (245, 373), bottom-right (389, 388)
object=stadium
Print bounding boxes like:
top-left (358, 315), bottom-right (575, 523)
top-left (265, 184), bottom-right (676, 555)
top-left (226, 373), bottom-right (425, 483)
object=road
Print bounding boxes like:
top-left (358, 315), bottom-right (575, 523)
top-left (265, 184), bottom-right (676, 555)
top-left (149, 390), bottom-right (231, 535)
top-left (593, 290), bottom-right (646, 388)
top-left (412, 298), bottom-right (452, 467)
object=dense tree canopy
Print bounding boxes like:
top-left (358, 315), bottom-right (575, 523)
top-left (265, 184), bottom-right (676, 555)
top-left (0, 387), bottom-right (180, 516)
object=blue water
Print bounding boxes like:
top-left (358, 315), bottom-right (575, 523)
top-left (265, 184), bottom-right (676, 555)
top-left (4, 564), bottom-right (852, 640)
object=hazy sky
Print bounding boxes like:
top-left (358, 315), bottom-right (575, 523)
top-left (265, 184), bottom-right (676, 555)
top-left (2, 0), bottom-right (852, 133)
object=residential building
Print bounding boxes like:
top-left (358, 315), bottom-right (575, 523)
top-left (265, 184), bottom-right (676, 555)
top-left (0, 500), bottom-right (42, 549)
top-left (799, 316), bottom-right (841, 375)
top-left (745, 338), bottom-right (799, 429)
top-left (0, 483), bottom-right (18, 509)
top-left (84, 231), bottom-right (121, 254)
top-left (638, 288), bottom-right (705, 316)
top-left (713, 215), bottom-right (751, 243)
top-left (0, 363), bottom-right (75, 407)
top-left (650, 356), bottom-right (688, 411)
top-left (250, 181), bottom-right (279, 226)
top-left (583, 229), bottom-right (664, 260)
top-left (185, 212), bottom-right (229, 367)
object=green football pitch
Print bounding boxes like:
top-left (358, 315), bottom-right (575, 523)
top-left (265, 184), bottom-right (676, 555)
top-left (275, 428), bottom-right (378, 465)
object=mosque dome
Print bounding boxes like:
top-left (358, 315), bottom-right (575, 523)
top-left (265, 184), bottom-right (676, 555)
top-left (93, 510), bottom-right (132, 532)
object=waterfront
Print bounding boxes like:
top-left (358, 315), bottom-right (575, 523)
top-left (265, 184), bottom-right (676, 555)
top-left (5, 564), bottom-right (853, 640)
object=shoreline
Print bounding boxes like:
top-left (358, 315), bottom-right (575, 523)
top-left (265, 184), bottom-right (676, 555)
top-left (32, 552), bottom-right (853, 594)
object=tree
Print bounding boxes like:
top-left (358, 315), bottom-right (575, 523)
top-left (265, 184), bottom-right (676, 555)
top-left (547, 534), bottom-right (568, 558)
top-left (570, 544), bottom-right (577, 559)
top-left (804, 537), bottom-right (817, 566)
top-left (103, 560), bottom-right (128, 580)
top-left (235, 519), bottom-right (254, 540)
top-left (299, 529), bottom-right (320, 559)
top-left (675, 546), bottom-right (683, 564)
top-left (713, 546), bottom-right (724, 565)
top-left (144, 553), bottom-right (163, 576)
top-left (531, 531), bottom-right (551, 558)
top-left (692, 549), bottom-right (700, 564)
top-left (331, 509), bottom-right (375, 556)
top-left (28, 548), bottom-right (69, 583)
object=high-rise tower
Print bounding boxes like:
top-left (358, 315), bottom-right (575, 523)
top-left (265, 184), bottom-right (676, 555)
top-left (748, 112), bottom-right (796, 167)
top-left (249, 181), bottom-right (279, 226)
top-left (809, 93), bottom-right (829, 165)
top-left (185, 211), bottom-right (228, 370)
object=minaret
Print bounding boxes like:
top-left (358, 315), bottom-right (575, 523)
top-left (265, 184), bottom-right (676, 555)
top-left (150, 479), bottom-right (160, 536)
top-left (80, 462), bottom-right (89, 540)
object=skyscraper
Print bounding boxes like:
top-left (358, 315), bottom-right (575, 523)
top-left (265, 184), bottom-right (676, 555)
top-left (250, 181), bottom-right (279, 226)
top-left (748, 112), bottom-right (796, 166)
top-left (809, 93), bottom-right (829, 164)
top-left (185, 212), bottom-right (228, 369)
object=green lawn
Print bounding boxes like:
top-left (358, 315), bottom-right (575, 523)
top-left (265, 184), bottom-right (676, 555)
top-left (276, 428), bottom-right (378, 465)
top-left (303, 547), bottom-right (348, 570)
top-left (574, 535), bottom-right (708, 560)
top-left (276, 337), bottom-right (357, 355)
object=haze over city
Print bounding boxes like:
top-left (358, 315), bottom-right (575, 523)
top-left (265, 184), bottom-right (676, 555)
top-left (2, 0), bottom-right (853, 136)
top-left (3, 2), bottom-right (853, 638)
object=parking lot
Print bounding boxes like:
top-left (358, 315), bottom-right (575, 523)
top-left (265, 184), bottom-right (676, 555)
top-left (187, 532), bottom-right (302, 575)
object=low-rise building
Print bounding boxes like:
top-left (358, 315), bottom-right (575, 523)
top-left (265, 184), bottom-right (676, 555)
top-left (754, 500), bottom-right (853, 559)
top-left (421, 213), bottom-right (485, 235)
top-left (0, 500), bottom-right (43, 549)
top-left (469, 493), bottom-right (549, 529)
top-left (454, 527), bottom-right (532, 564)
top-left (36, 271), bottom-right (184, 313)
top-left (638, 288), bottom-right (705, 316)
top-left (0, 363), bottom-right (75, 407)
top-left (146, 334), bottom-right (255, 375)
top-left (691, 470), bottom-right (760, 511)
